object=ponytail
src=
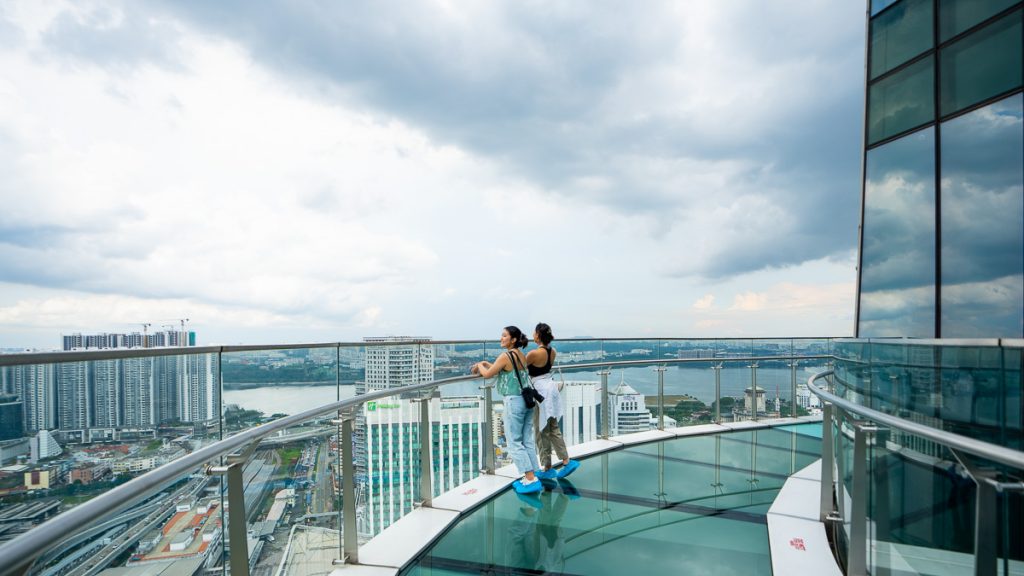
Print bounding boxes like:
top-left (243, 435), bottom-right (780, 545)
top-left (505, 325), bottom-right (529, 349)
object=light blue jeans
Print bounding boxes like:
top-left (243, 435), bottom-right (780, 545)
top-left (504, 394), bottom-right (539, 476)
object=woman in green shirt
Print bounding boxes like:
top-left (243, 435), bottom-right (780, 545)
top-left (472, 326), bottom-right (542, 494)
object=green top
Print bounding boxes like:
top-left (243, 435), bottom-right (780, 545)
top-left (495, 353), bottom-right (531, 397)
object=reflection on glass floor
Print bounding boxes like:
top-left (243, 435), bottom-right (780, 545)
top-left (403, 424), bottom-right (822, 575)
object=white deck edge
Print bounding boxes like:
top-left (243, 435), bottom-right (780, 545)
top-left (766, 458), bottom-right (842, 576)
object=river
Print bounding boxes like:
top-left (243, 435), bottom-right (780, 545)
top-left (221, 364), bottom-right (828, 416)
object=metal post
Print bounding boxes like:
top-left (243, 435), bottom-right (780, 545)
top-left (599, 370), bottom-right (610, 439)
top-left (655, 366), bottom-right (666, 430)
top-left (224, 464), bottom-right (250, 576)
top-left (973, 479), bottom-right (998, 576)
top-left (820, 403), bottom-right (835, 522)
top-left (341, 416), bottom-right (358, 564)
top-left (750, 362), bottom-right (759, 422)
top-left (790, 360), bottom-right (799, 418)
top-left (419, 395), bottom-right (433, 506)
top-left (848, 422), bottom-right (876, 576)
top-left (713, 363), bottom-right (723, 424)
top-left (481, 384), bottom-right (495, 474)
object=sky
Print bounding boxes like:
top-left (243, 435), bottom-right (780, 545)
top-left (0, 1), bottom-right (866, 349)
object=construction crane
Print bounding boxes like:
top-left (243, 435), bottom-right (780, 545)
top-left (157, 318), bottom-right (191, 347)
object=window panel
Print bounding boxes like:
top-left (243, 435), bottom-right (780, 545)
top-left (939, 0), bottom-right (1021, 41)
top-left (873, 0), bottom-right (903, 17)
top-left (859, 128), bottom-right (937, 337)
top-left (940, 94), bottom-right (1024, 337)
top-left (939, 9), bottom-right (1023, 116)
top-left (869, 56), bottom-right (936, 144)
top-left (871, 0), bottom-right (934, 78)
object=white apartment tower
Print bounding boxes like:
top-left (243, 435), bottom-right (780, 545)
top-left (362, 337), bottom-right (434, 391)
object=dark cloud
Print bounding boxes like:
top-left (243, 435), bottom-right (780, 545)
top-left (40, 5), bottom-right (183, 70)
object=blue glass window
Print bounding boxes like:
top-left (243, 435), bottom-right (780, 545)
top-left (940, 94), bottom-right (1024, 337)
top-left (869, 56), bottom-right (935, 144)
top-left (939, 0), bottom-right (1021, 41)
top-left (939, 8), bottom-right (1023, 116)
top-left (871, 0), bottom-right (934, 78)
top-left (859, 128), bottom-right (937, 337)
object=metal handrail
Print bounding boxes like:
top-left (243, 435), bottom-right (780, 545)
top-left (807, 370), bottom-right (1024, 470)
top-left (0, 337), bottom-right (839, 367)
top-left (0, 351), bottom-right (833, 574)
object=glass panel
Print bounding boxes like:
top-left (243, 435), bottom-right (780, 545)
top-left (0, 352), bottom-right (229, 574)
top-left (940, 95), bottom-right (1024, 338)
top-left (859, 128), bottom-right (937, 337)
top-left (869, 56), bottom-right (936, 144)
top-left (870, 0), bottom-right (934, 78)
top-left (873, 0), bottom-right (903, 17)
top-left (939, 0), bottom-right (1021, 41)
top-left (939, 9), bottom-right (1023, 116)
top-left (403, 428), bottom-right (820, 575)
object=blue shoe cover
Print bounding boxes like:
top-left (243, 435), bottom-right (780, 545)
top-left (516, 491), bottom-right (543, 509)
top-left (513, 478), bottom-right (543, 494)
top-left (556, 460), bottom-right (579, 479)
top-left (557, 478), bottom-right (581, 499)
top-left (536, 468), bottom-right (558, 480)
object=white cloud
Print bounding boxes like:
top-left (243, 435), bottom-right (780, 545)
top-left (693, 294), bottom-right (715, 310)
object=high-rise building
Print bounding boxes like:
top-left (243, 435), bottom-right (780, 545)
top-left (123, 357), bottom-right (155, 428)
top-left (177, 354), bottom-right (219, 424)
top-left (856, 0), bottom-right (1023, 338)
top-left (559, 381), bottom-right (602, 445)
top-left (361, 395), bottom-right (484, 535)
top-left (56, 363), bottom-right (90, 436)
top-left (91, 360), bottom-right (121, 430)
top-left (362, 337), bottom-right (434, 391)
top-left (609, 379), bottom-right (651, 435)
top-left (2, 365), bottom-right (55, 433)
top-left (0, 395), bottom-right (23, 441)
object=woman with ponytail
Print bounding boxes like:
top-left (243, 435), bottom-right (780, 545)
top-left (471, 326), bottom-right (542, 494)
top-left (527, 323), bottom-right (578, 479)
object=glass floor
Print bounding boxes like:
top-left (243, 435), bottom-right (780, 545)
top-left (403, 423), bottom-right (823, 575)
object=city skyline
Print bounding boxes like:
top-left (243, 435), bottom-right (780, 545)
top-left (0, 1), bottom-right (863, 349)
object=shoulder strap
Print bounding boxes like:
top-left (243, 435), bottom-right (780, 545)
top-left (507, 351), bottom-right (527, 389)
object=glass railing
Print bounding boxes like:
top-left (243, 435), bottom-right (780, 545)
top-left (0, 337), bottom-right (833, 575)
top-left (810, 339), bottom-right (1024, 576)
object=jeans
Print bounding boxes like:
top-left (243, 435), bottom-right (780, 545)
top-left (504, 394), bottom-right (539, 476)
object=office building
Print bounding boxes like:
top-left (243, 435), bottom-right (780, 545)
top-left (609, 379), bottom-right (651, 435)
top-left (0, 396), bottom-right (23, 441)
top-left (362, 395), bottom-right (484, 535)
top-left (559, 381), bottom-right (601, 445)
top-left (857, 0), bottom-right (1023, 338)
top-left (362, 337), bottom-right (434, 391)
top-left (29, 430), bottom-right (61, 462)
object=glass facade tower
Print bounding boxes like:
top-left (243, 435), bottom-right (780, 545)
top-left (857, 0), bottom-right (1024, 338)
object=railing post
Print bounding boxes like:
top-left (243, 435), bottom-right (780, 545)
top-left (340, 412), bottom-right (358, 564)
top-left (848, 422), bottom-right (876, 576)
top-left (226, 463), bottom-right (249, 576)
top-left (750, 362), bottom-right (759, 422)
top-left (655, 366), bottom-right (666, 430)
top-left (713, 363), bottom-right (723, 424)
top-left (481, 384), bottom-right (495, 474)
top-left (419, 392), bottom-right (433, 507)
top-left (790, 360), bottom-right (799, 418)
top-left (599, 370), bottom-right (611, 438)
top-left (820, 403), bottom-right (835, 522)
top-left (973, 479), bottom-right (998, 576)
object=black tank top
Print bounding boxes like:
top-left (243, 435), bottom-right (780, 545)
top-left (528, 346), bottom-right (554, 377)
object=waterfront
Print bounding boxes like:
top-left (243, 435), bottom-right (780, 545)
top-left (223, 364), bottom-right (828, 415)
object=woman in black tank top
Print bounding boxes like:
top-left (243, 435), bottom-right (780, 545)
top-left (527, 323), bottom-right (578, 478)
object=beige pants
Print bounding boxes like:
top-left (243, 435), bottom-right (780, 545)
top-left (535, 413), bottom-right (568, 469)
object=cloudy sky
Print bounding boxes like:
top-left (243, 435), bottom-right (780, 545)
top-left (0, 1), bottom-right (865, 349)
